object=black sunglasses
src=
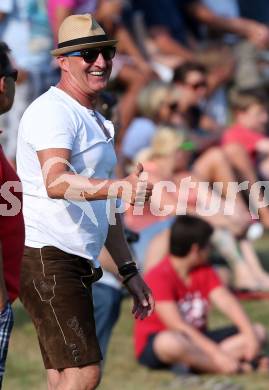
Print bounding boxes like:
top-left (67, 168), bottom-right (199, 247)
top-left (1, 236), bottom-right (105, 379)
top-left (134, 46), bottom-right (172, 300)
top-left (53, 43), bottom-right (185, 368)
top-left (187, 80), bottom-right (207, 90)
top-left (66, 46), bottom-right (116, 63)
top-left (0, 70), bottom-right (18, 82)
top-left (168, 102), bottom-right (179, 112)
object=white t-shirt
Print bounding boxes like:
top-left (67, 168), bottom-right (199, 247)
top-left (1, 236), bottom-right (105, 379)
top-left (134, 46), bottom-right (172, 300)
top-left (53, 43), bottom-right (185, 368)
top-left (16, 86), bottom-right (117, 267)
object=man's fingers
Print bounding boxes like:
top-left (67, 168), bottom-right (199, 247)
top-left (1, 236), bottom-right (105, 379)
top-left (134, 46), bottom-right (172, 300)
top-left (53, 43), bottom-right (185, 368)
top-left (136, 288), bottom-right (151, 309)
top-left (127, 275), bottom-right (155, 319)
top-left (139, 306), bottom-right (149, 320)
top-left (147, 293), bottom-right (155, 316)
top-left (132, 296), bottom-right (139, 314)
top-left (134, 303), bottom-right (149, 320)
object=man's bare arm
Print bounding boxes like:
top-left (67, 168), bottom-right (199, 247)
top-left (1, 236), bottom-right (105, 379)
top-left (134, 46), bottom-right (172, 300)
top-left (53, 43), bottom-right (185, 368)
top-left (37, 148), bottom-right (152, 204)
top-left (53, 5), bottom-right (73, 40)
top-left (187, 2), bottom-right (269, 48)
top-left (210, 286), bottom-right (257, 336)
top-left (210, 286), bottom-right (260, 360)
top-left (105, 213), bottom-right (133, 268)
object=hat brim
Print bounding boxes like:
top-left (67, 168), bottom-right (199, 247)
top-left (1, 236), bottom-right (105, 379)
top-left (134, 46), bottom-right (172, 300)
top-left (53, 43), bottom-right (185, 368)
top-left (51, 39), bottom-right (118, 56)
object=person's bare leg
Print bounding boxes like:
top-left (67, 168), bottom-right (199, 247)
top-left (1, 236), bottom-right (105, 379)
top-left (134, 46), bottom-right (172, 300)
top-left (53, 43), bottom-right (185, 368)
top-left (153, 331), bottom-right (231, 374)
top-left (223, 143), bottom-right (269, 227)
top-left (193, 147), bottom-right (241, 198)
top-left (47, 369), bottom-right (60, 390)
top-left (48, 364), bottom-right (101, 390)
top-left (239, 240), bottom-right (269, 289)
top-left (220, 334), bottom-right (250, 361)
top-left (211, 229), bottom-right (259, 290)
top-left (223, 143), bottom-right (257, 184)
top-left (193, 147), bottom-right (250, 221)
top-left (116, 65), bottom-right (151, 144)
top-left (220, 323), bottom-right (267, 360)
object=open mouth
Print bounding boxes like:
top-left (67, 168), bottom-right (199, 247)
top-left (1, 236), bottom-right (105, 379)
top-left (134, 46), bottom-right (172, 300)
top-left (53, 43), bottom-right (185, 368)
top-left (88, 71), bottom-right (106, 77)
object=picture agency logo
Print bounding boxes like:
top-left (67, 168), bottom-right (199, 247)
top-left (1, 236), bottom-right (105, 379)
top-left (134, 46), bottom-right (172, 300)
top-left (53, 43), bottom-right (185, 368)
top-left (41, 157), bottom-right (154, 228)
top-left (46, 169), bottom-right (269, 227)
top-left (2, 156), bottom-right (269, 228)
top-left (0, 180), bottom-right (22, 216)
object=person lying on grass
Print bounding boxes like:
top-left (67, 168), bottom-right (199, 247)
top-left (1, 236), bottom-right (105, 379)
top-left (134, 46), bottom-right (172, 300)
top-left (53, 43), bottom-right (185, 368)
top-left (134, 215), bottom-right (268, 374)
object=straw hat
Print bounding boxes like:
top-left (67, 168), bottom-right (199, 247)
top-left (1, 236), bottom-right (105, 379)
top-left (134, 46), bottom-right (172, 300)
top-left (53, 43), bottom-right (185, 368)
top-left (51, 14), bottom-right (117, 56)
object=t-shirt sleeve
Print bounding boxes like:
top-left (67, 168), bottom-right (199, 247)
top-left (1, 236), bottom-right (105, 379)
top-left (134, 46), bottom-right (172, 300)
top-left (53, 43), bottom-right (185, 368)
top-left (22, 103), bottom-right (78, 151)
top-left (145, 268), bottom-right (175, 301)
top-left (203, 266), bottom-right (223, 296)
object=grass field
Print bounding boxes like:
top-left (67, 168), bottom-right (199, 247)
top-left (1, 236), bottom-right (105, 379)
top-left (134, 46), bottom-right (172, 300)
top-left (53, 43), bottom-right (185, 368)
top-left (4, 235), bottom-right (269, 390)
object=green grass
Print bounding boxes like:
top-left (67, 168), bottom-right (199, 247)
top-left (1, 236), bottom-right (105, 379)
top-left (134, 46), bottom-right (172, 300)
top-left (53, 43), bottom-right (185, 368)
top-left (3, 233), bottom-right (269, 389)
top-left (4, 299), bottom-right (269, 390)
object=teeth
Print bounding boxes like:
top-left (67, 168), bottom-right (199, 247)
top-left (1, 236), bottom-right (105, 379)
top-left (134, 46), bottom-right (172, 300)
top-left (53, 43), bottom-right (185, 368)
top-left (89, 71), bottom-right (105, 76)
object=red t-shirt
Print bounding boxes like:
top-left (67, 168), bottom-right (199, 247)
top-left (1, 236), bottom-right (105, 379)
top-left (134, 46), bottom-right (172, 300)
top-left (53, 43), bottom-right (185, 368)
top-left (0, 147), bottom-right (25, 302)
top-left (222, 123), bottom-right (266, 160)
top-left (134, 256), bottom-right (222, 358)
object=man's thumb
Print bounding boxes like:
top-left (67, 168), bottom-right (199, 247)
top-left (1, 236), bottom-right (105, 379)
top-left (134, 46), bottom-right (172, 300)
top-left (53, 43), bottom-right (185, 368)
top-left (134, 162), bottom-right (143, 177)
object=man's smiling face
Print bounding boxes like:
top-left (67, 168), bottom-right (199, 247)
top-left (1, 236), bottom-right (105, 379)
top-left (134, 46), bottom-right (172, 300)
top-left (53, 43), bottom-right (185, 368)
top-left (58, 48), bottom-right (113, 96)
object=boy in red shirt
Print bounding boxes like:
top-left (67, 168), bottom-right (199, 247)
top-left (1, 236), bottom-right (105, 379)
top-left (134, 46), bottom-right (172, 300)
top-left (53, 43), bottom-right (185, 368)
top-left (222, 90), bottom-right (269, 178)
top-left (0, 42), bottom-right (24, 387)
top-left (135, 215), bottom-right (267, 374)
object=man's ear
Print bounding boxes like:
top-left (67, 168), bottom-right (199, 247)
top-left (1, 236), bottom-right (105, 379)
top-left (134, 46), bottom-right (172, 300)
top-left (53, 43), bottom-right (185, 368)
top-left (0, 76), bottom-right (5, 93)
top-left (56, 56), bottom-right (69, 72)
top-left (191, 243), bottom-right (199, 256)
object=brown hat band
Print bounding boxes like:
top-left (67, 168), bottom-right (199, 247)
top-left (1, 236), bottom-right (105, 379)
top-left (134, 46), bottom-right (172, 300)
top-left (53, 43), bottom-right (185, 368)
top-left (58, 34), bottom-right (109, 49)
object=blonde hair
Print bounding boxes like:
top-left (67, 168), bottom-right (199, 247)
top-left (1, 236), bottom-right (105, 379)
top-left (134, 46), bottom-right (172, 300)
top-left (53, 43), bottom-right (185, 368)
top-left (151, 127), bottom-right (184, 157)
top-left (134, 126), bottom-right (184, 164)
top-left (138, 82), bottom-right (171, 119)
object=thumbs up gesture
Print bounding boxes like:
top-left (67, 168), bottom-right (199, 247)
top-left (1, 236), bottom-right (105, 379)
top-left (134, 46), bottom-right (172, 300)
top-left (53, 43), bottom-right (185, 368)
top-left (122, 162), bottom-right (153, 206)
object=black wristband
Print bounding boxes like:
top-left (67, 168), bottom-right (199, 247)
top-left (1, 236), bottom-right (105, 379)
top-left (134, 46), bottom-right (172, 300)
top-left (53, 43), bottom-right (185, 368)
top-left (118, 261), bottom-right (138, 277)
top-left (123, 271), bottom-right (138, 285)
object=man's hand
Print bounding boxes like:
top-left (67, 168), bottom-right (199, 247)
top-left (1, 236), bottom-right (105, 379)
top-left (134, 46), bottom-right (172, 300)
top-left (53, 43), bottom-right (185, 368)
top-left (124, 273), bottom-right (154, 320)
top-left (244, 334), bottom-right (260, 362)
top-left (120, 163), bottom-right (153, 206)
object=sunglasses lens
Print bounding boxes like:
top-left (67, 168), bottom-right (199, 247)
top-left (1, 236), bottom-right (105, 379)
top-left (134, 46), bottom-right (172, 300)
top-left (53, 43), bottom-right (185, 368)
top-left (193, 82), bottom-right (207, 90)
top-left (82, 47), bottom-right (116, 63)
top-left (82, 49), bottom-right (99, 63)
top-left (102, 47), bottom-right (116, 60)
top-left (169, 102), bottom-right (178, 112)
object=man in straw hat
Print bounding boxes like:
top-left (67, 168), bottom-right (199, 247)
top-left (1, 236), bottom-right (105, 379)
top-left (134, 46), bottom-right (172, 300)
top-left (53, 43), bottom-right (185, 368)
top-left (16, 14), bottom-right (153, 389)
